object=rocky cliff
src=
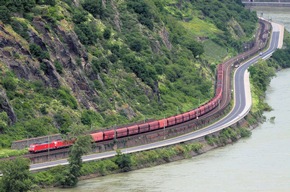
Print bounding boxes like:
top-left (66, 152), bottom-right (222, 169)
top-left (0, 0), bottom-right (258, 146)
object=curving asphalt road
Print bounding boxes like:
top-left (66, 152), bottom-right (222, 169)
top-left (30, 22), bottom-right (281, 172)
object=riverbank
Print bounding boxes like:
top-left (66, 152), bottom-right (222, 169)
top-left (37, 118), bottom-right (256, 189)
top-left (78, 126), bottom-right (254, 181)
top-left (77, 115), bottom-right (257, 181)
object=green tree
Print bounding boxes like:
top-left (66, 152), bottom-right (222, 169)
top-left (0, 157), bottom-right (34, 192)
top-left (0, 6), bottom-right (11, 24)
top-left (82, 0), bottom-right (104, 18)
top-left (186, 40), bottom-right (204, 57)
top-left (0, 111), bottom-right (9, 132)
top-left (114, 149), bottom-right (132, 172)
top-left (59, 125), bottom-right (92, 187)
top-left (103, 28), bottom-right (111, 39)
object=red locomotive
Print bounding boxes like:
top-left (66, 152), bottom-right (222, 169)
top-left (29, 64), bottom-right (224, 153)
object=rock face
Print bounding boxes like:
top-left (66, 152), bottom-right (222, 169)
top-left (0, 90), bottom-right (16, 124)
top-left (0, 16), bottom-right (102, 124)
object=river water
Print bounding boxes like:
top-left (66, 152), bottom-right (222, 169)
top-left (50, 8), bottom-right (290, 192)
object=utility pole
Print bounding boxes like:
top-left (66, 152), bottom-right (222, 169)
top-left (163, 115), bottom-right (166, 139)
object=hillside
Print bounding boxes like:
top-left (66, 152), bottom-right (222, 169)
top-left (0, 0), bottom-right (258, 147)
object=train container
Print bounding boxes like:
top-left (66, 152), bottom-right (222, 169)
top-left (149, 121), bottom-right (160, 131)
top-left (158, 119), bottom-right (167, 128)
top-left (104, 130), bottom-right (115, 140)
top-left (195, 109), bottom-right (200, 117)
top-left (218, 64), bottom-right (223, 72)
top-left (116, 127), bottom-right (128, 138)
top-left (217, 74), bottom-right (223, 84)
top-left (139, 123), bottom-right (150, 133)
top-left (167, 116), bottom-right (176, 126)
top-left (128, 125), bottom-right (139, 135)
top-left (91, 132), bottom-right (104, 142)
top-left (188, 110), bottom-right (195, 119)
top-left (208, 102), bottom-right (213, 111)
top-left (204, 104), bottom-right (210, 113)
top-left (175, 114), bottom-right (183, 124)
top-left (216, 87), bottom-right (222, 95)
top-left (199, 106), bottom-right (205, 115)
top-left (212, 98), bottom-right (217, 107)
top-left (182, 112), bottom-right (190, 122)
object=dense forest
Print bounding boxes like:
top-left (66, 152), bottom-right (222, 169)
top-left (0, 0), bottom-right (258, 147)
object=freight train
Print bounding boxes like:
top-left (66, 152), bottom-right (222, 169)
top-left (28, 64), bottom-right (224, 153)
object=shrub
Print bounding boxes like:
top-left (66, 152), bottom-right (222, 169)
top-left (29, 43), bottom-right (50, 61)
top-left (239, 127), bottom-right (251, 138)
top-left (56, 87), bottom-right (78, 109)
top-left (54, 112), bottom-right (72, 135)
top-left (114, 150), bottom-right (132, 172)
top-left (82, 0), bottom-right (105, 19)
top-left (11, 20), bottom-right (29, 41)
top-left (103, 28), bottom-right (111, 39)
top-left (0, 6), bottom-right (11, 24)
top-left (54, 61), bottom-right (63, 74)
top-left (2, 76), bottom-right (17, 91)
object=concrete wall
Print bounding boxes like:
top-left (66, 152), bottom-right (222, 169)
top-left (242, 1), bottom-right (290, 7)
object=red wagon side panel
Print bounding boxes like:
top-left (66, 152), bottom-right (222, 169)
top-left (199, 106), bottom-right (205, 115)
top-left (91, 132), bottom-right (104, 142)
top-left (116, 128), bottom-right (128, 138)
top-left (182, 112), bottom-right (190, 122)
top-left (139, 123), bottom-right (150, 133)
top-left (189, 111), bottom-right (196, 119)
top-left (128, 125), bottom-right (139, 135)
top-left (195, 109), bottom-right (200, 117)
top-left (104, 130), bottom-right (115, 140)
top-left (149, 121), bottom-right (160, 131)
top-left (175, 114), bottom-right (183, 124)
top-left (158, 119), bottom-right (167, 129)
top-left (167, 116), bottom-right (176, 126)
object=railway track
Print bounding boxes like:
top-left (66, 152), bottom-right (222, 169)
top-left (3, 19), bottom-right (271, 163)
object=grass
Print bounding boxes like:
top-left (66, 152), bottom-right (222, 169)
top-left (0, 148), bottom-right (28, 159)
top-left (181, 16), bottom-right (222, 38)
top-left (202, 40), bottom-right (228, 64)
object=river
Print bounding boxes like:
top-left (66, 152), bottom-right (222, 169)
top-left (49, 7), bottom-right (290, 192)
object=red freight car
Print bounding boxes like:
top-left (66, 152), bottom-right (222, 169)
top-left (149, 121), bottom-right (160, 131)
top-left (182, 112), bottom-right (190, 122)
top-left (139, 123), bottom-right (150, 133)
top-left (128, 125), bottom-right (139, 135)
top-left (91, 132), bottom-right (104, 142)
top-left (104, 130), bottom-right (115, 140)
top-left (175, 114), bottom-right (183, 124)
top-left (158, 119), bottom-right (167, 128)
top-left (167, 116), bottom-right (176, 126)
top-left (189, 110), bottom-right (196, 119)
top-left (116, 127), bottom-right (128, 138)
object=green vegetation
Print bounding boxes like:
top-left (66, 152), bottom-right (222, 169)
top-left (248, 30), bottom-right (290, 120)
top-left (249, 60), bottom-right (276, 114)
top-left (272, 30), bottom-right (290, 68)
top-left (205, 127), bottom-right (251, 146)
top-left (33, 142), bottom-right (203, 187)
top-left (56, 125), bottom-right (92, 187)
top-left (0, 157), bottom-right (37, 192)
top-left (0, 148), bottom-right (27, 158)
top-left (0, 0), bottom-right (258, 147)
top-left (114, 149), bottom-right (132, 172)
